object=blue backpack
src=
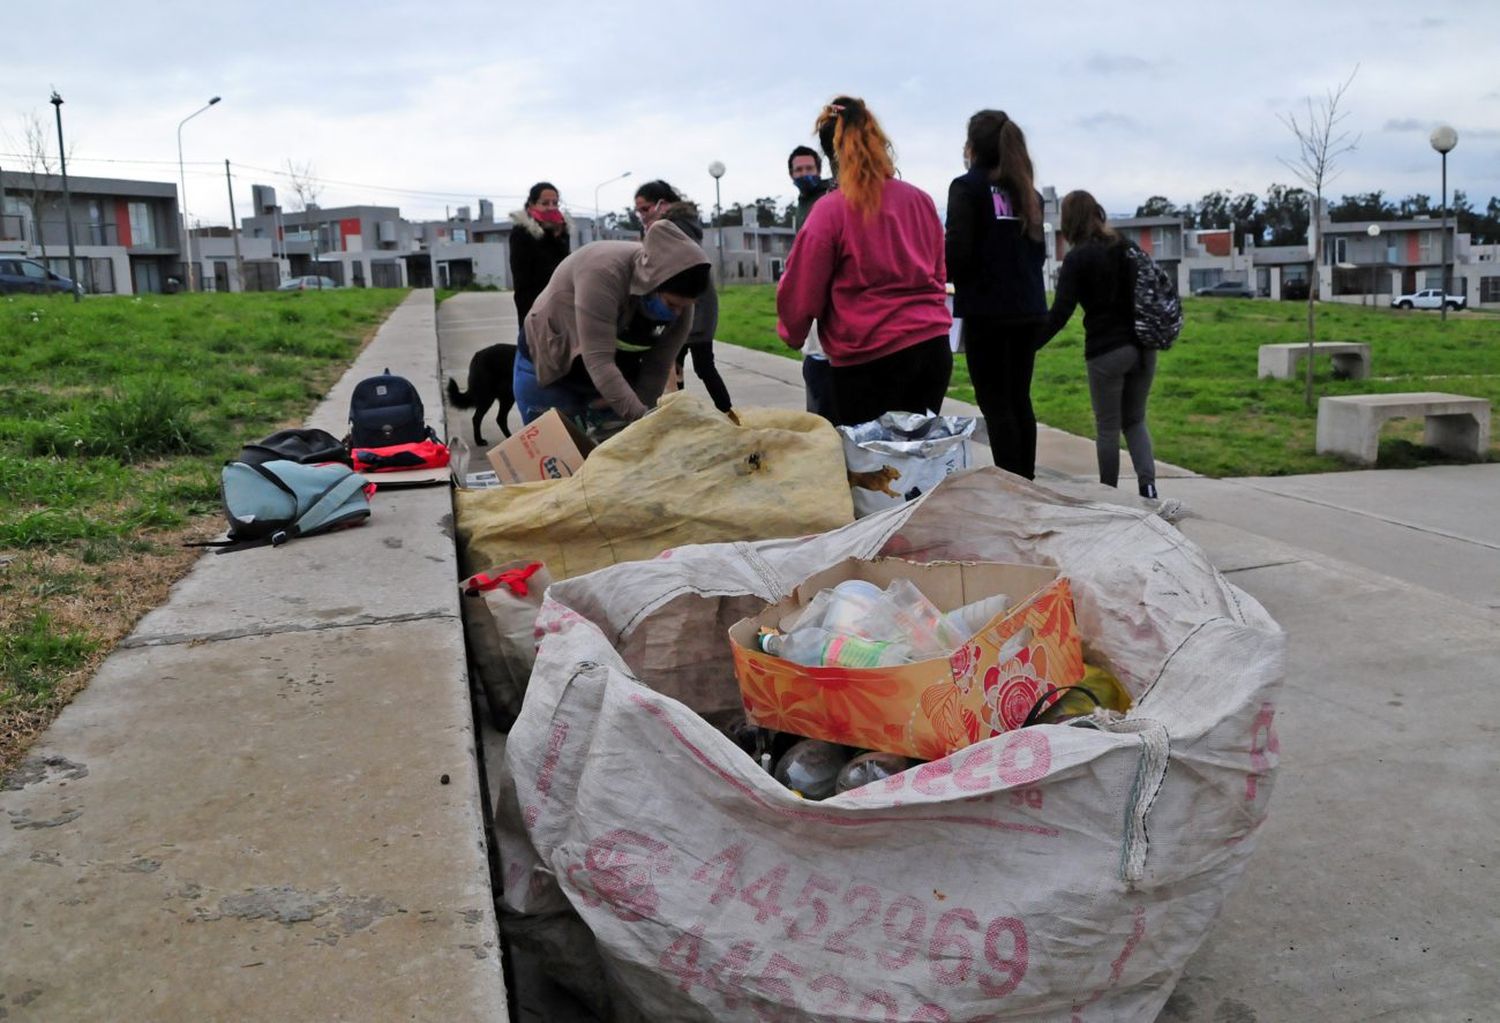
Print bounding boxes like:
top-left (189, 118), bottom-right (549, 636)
top-left (194, 460), bottom-right (371, 552)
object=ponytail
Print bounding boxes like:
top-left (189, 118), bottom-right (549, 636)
top-left (814, 96), bottom-right (895, 220)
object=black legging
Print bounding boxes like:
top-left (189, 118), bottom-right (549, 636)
top-left (829, 335), bottom-right (953, 427)
top-left (963, 316), bottom-right (1045, 479)
top-left (674, 340), bottom-right (734, 413)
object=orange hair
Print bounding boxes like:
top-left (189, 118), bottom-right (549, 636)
top-left (815, 96), bottom-right (895, 220)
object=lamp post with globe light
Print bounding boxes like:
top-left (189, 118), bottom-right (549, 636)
top-left (708, 161), bottom-right (726, 285)
top-left (1430, 125), bottom-right (1458, 321)
top-left (1366, 223), bottom-right (1381, 306)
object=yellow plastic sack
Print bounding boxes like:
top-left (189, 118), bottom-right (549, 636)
top-left (457, 394), bottom-right (855, 579)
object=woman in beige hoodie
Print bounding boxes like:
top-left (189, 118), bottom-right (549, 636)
top-left (515, 218), bottom-right (711, 425)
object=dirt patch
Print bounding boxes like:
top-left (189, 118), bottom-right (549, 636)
top-left (0, 517), bottom-right (215, 779)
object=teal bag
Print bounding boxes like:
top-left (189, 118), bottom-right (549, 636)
top-left (202, 459), bottom-right (371, 551)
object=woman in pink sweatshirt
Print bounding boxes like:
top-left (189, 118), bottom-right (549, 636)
top-left (776, 95), bottom-right (953, 427)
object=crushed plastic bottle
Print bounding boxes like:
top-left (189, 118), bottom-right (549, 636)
top-left (835, 751), bottom-right (912, 793)
top-left (945, 592), bottom-right (1012, 640)
top-left (760, 628), bottom-right (911, 668)
top-left (773, 739), bottom-right (849, 800)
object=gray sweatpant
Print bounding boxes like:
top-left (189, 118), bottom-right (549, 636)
top-left (1086, 344), bottom-right (1157, 490)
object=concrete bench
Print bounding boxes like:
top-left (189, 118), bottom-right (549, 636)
top-left (1316, 392), bottom-right (1491, 467)
top-left (1259, 342), bottom-right (1371, 381)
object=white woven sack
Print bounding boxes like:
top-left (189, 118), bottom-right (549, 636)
top-left (495, 467), bottom-right (1285, 1021)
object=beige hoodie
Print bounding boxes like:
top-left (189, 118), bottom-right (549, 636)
top-left (524, 219), bottom-right (710, 421)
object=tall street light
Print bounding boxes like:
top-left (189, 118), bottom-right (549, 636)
top-left (1430, 125), bottom-right (1458, 322)
top-left (1366, 223), bottom-right (1381, 306)
top-left (708, 160), bottom-right (726, 285)
top-left (593, 171), bottom-right (631, 239)
top-left (48, 92), bottom-right (81, 303)
top-left (177, 96), bottom-right (221, 292)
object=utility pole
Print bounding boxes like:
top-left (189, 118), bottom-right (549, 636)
top-left (49, 92), bottom-right (81, 302)
top-left (225, 160), bottom-right (244, 291)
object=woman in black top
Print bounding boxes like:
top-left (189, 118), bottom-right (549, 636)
top-left (508, 181), bottom-right (572, 323)
top-left (945, 110), bottom-right (1048, 479)
top-left (1042, 190), bottom-right (1158, 499)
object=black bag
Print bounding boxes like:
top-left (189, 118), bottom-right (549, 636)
top-left (1123, 243), bottom-right (1184, 350)
top-left (349, 369), bottom-right (427, 447)
top-left (237, 428), bottom-right (351, 467)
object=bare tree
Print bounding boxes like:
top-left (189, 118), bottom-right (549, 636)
top-left (3, 112), bottom-right (68, 259)
top-left (1280, 66), bottom-right (1360, 407)
top-left (283, 159), bottom-right (325, 285)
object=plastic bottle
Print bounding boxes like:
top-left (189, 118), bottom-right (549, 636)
top-left (774, 739), bottom-right (849, 800)
top-left (835, 751), bottom-right (912, 793)
top-left (945, 593), bottom-right (1013, 640)
top-left (760, 629), bottom-right (910, 668)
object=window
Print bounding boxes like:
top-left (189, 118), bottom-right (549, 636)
top-left (1325, 237), bottom-right (1347, 264)
top-left (1418, 231), bottom-right (1436, 262)
top-left (1481, 277), bottom-right (1500, 303)
top-left (19, 260), bottom-right (47, 280)
top-left (128, 202), bottom-right (155, 247)
top-left (452, 228), bottom-right (468, 244)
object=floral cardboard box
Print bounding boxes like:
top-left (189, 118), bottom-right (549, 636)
top-left (729, 558), bottom-right (1084, 760)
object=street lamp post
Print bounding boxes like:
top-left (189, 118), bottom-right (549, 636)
top-left (177, 96), bottom-right (221, 292)
top-left (1366, 223), bottom-right (1381, 307)
top-left (1430, 125), bottom-right (1458, 322)
top-left (48, 92), bottom-right (81, 303)
top-left (708, 160), bottom-right (726, 285)
top-left (592, 171), bottom-right (632, 239)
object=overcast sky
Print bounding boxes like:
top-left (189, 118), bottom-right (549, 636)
top-left (4, 0), bottom-right (1497, 229)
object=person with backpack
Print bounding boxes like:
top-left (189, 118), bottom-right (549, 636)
top-left (633, 180), bottom-right (734, 414)
top-left (945, 109), bottom-right (1048, 479)
top-left (509, 181), bottom-right (572, 323)
top-left (515, 217), bottom-right (711, 426)
top-left (1041, 190), bottom-right (1161, 500)
top-left (776, 96), bottom-right (952, 427)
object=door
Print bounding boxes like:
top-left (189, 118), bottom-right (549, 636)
top-left (213, 261), bottom-right (230, 293)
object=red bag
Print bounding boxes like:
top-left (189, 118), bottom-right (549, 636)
top-left (351, 437), bottom-right (451, 473)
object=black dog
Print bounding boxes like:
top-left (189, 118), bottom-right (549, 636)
top-left (446, 343), bottom-right (516, 445)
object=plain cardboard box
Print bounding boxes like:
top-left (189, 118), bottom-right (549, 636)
top-left (729, 557), bottom-right (1084, 760)
top-left (485, 409), bottom-right (596, 484)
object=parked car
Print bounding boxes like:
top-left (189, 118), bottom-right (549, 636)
top-left (1391, 288), bottom-right (1465, 311)
top-left (0, 255), bottom-right (83, 296)
top-left (1281, 278), bottom-right (1311, 301)
top-left (277, 275), bottom-right (341, 291)
top-left (1194, 279), bottom-right (1255, 299)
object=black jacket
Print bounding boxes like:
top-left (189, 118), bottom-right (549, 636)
top-left (945, 167), bottom-right (1046, 321)
top-left (508, 210), bottom-right (572, 322)
top-left (1045, 237), bottom-right (1137, 359)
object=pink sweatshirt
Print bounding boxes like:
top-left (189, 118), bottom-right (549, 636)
top-left (776, 178), bottom-right (952, 367)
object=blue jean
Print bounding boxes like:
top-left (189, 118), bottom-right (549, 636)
top-left (512, 331), bottom-right (595, 425)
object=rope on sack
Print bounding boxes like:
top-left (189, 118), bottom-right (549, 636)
top-left (1096, 717), bottom-right (1171, 886)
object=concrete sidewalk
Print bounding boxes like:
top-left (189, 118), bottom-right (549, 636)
top-left (0, 292), bottom-right (507, 1021)
top-left (441, 291), bottom-right (1500, 1020)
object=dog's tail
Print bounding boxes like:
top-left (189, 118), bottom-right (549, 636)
top-left (446, 377), bottom-right (475, 408)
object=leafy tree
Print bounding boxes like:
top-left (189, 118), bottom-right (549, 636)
top-left (1195, 191), bottom-right (1232, 230)
top-left (1261, 184), bottom-right (1310, 246)
top-left (1135, 195), bottom-right (1179, 217)
top-left (1328, 191), bottom-right (1396, 222)
top-left (1396, 194), bottom-right (1434, 217)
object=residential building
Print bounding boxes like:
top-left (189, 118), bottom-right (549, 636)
top-left (0, 170), bottom-right (182, 294)
top-left (702, 223), bottom-right (796, 282)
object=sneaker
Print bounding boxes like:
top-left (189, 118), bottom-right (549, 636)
top-left (1138, 482), bottom-right (1158, 500)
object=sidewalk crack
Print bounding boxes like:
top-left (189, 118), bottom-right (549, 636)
top-left (119, 610), bottom-right (459, 649)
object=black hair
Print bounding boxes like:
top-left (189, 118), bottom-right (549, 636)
top-left (787, 145), bottom-right (822, 176)
top-left (657, 263), bottom-right (711, 299)
top-left (634, 180), bottom-right (682, 204)
top-left (527, 181), bottom-right (559, 205)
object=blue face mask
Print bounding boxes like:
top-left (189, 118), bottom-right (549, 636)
top-left (794, 174), bottom-right (822, 195)
top-left (641, 294), bottom-right (678, 322)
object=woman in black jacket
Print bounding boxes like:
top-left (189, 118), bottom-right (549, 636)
top-left (508, 181), bottom-right (572, 323)
top-left (1042, 190), bottom-right (1159, 499)
top-left (945, 110), bottom-right (1048, 478)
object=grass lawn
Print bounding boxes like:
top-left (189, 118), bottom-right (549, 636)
top-left (717, 284), bottom-right (1499, 476)
top-left (0, 288), bottom-right (408, 775)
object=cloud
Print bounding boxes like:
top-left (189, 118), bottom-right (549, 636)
top-left (1084, 53), bottom-right (1155, 75)
top-left (1419, 16), bottom-right (1445, 27)
top-left (1075, 112), bottom-right (1141, 131)
top-left (1384, 118), bottom-right (1428, 132)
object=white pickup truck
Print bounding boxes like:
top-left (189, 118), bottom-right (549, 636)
top-left (1391, 288), bottom-right (1466, 310)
